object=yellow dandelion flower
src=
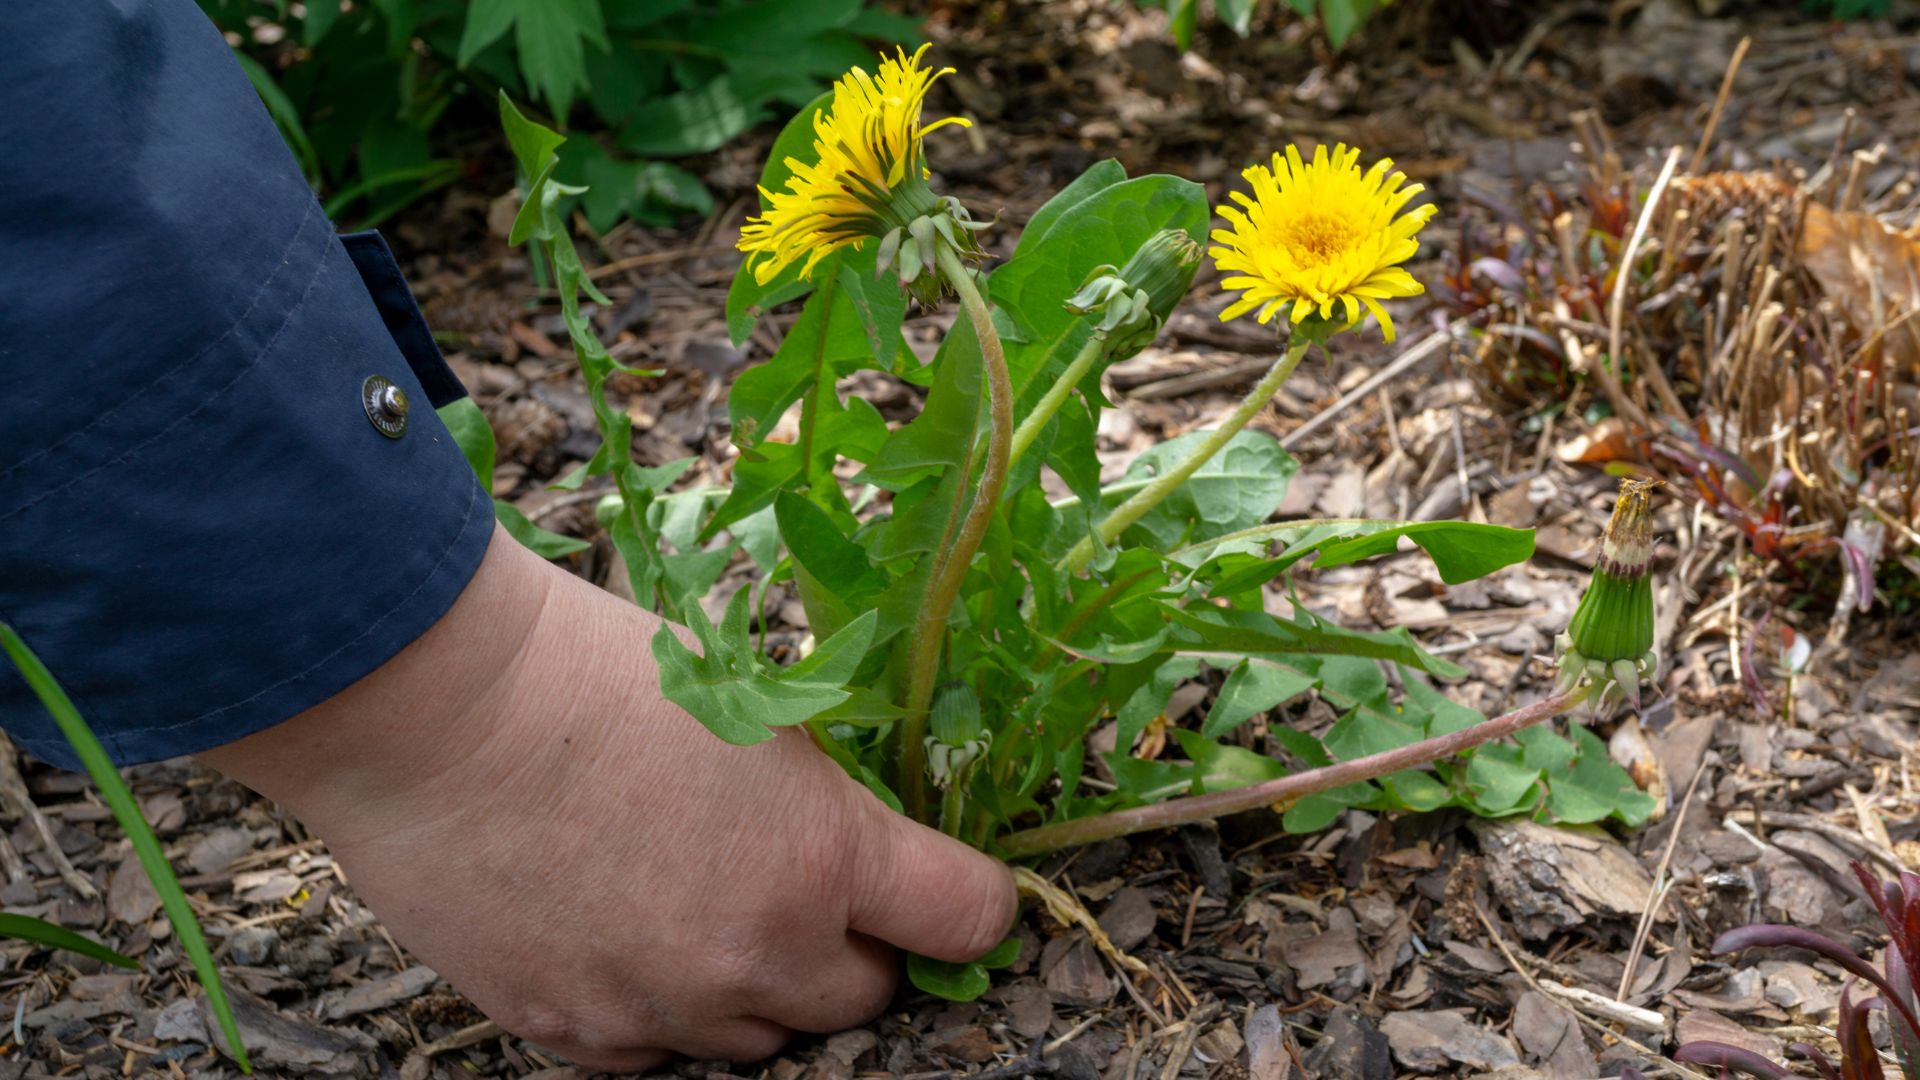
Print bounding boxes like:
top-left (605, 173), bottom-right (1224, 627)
top-left (1210, 144), bottom-right (1436, 342)
top-left (738, 44), bottom-right (971, 285)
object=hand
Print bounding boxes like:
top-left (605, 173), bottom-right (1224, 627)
top-left (201, 525), bottom-right (1016, 1071)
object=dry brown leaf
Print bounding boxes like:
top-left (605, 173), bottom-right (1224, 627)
top-left (1556, 416), bottom-right (1639, 463)
top-left (1799, 201), bottom-right (1920, 367)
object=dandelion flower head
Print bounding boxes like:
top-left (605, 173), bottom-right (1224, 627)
top-left (738, 44), bottom-right (969, 284)
top-left (1210, 144), bottom-right (1435, 341)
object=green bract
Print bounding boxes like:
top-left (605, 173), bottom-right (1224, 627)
top-left (475, 96), bottom-right (1663, 1002)
top-left (1556, 479), bottom-right (1660, 713)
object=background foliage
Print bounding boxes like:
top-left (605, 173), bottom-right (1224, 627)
top-left (196, 0), bottom-right (917, 230)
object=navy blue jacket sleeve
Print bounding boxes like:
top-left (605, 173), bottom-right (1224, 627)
top-left (0, 1), bottom-right (494, 769)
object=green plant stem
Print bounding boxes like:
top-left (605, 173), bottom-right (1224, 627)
top-left (898, 245), bottom-right (1015, 823)
top-left (995, 687), bottom-right (1588, 858)
top-left (0, 624), bottom-right (251, 1072)
top-left (1062, 336), bottom-right (1311, 573)
top-left (1008, 335), bottom-right (1105, 469)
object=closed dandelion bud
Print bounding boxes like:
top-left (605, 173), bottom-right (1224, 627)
top-left (1116, 229), bottom-right (1203, 316)
top-left (1064, 229), bottom-right (1202, 356)
top-left (1556, 479), bottom-right (1659, 712)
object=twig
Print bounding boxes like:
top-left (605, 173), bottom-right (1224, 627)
top-left (1689, 37), bottom-right (1753, 174)
top-left (1608, 146), bottom-right (1688, 424)
top-left (1471, 905), bottom-right (1711, 1080)
top-left (584, 244), bottom-right (737, 280)
top-left (1725, 809), bottom-right (1907, 878)
top-left (1540, 979), bottom-right (1668, 1034)
top-left (0, 733), bottom-right (96, 899)
top-left (997, 689), bottom-right (1585, 857)
top-left (919, 1038), bottom-right (1060, 1080)
top-left (1618, 760), bottom-right (1711, 1000)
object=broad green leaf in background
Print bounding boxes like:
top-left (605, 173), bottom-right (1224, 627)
top-left (1012, 159), bottom-right (1129, 259)
top-left (1545, 726), bottom-right (1657, 826)
top-left (1201, 660), bottom-right (1317, 739)
top-left (459, 0), bottom-right (609, 118)
top-left (1173, 730), bottom-right (1287, 793)
top-left (0, 625), bottom-right (250, 1073)
top-left (1097, 430), bottom-right (1296, 550)
top-left (1465, 744), bottom-right (1542, 815)
top-left (990, 173), bottom-right (1209, 401)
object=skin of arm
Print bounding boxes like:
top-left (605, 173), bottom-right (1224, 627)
top-left (202, 523), bottom-right (1016, 1070)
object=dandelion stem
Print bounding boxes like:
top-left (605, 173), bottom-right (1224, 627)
top-left (995, 687), bottom-right (1589, 858)
top-left (1062, 336), bottom-right (1311, 574)
top-left (1008, 336), bottom-right (1106, 470)
top-left (898, 245), bottom-right (1014, 823)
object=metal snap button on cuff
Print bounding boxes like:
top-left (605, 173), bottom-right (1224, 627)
top-left (361, 375), bottom-right (409, 439)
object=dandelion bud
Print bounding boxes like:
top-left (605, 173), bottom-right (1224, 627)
top-left (1064, 229), bottom-right (1202, 356)
top-left (1556, 479), bottom-right (1659, 712)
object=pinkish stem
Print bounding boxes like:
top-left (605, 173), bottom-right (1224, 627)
top-left (995, 688), bottom-right (1588, 858)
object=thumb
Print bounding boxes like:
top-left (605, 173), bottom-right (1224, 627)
top-left (848, 807), bottom-right (1017, 962)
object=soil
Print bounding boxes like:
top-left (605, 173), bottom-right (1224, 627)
top-left (9, 2), bottom-right (1920, 1078)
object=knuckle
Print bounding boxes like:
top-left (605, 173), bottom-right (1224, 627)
top-left (495, 1001), bottom-right (580, 1053)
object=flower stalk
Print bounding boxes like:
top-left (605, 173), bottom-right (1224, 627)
top-left (1062, 334), bottom-right (1312, 573)
top-left (898, 241), bottom-right (1014, 822)
top-left (995, 686), bottom-right (1588, 857)
top-left (1008, 336), bottom-right (1102, 468)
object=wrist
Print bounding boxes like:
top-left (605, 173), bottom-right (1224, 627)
top-left (198, 523), bottom-right (553, 835)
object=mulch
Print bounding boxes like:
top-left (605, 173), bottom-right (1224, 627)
top-left (8, 1), bottom-right (1920, 1077)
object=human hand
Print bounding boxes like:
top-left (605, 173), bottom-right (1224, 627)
top-left (201, 525), bottom-right (1017, 1071)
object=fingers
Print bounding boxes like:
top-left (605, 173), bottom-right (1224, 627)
top-left (563, 1045), bottom-right (672, 1074)
top-left (671, 1015), bottom-right (792, 1064)
top-left (849, 808), bottom-right (1017, 963)
top-left (753, 931), bottom-right (897, 1034)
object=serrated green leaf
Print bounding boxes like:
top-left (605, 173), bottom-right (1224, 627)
top-left (652, 591), bottom-right (857, 745)
top-left (459, 0), bottom-right (519, 68)
top-left (861, 312), bottom-right (984, 484)
top-left (1309, 521), bottom-right (1535, 585)
top-left (1166, 604), bottom-right (1467, 679)
top-left (1546, 726), bottom-right (1657, 826)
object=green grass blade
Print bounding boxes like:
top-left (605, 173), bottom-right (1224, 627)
top-left (0, 624), bottom-right (251, 1072)
top-left (0, 912), bottom-right (138, 970)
